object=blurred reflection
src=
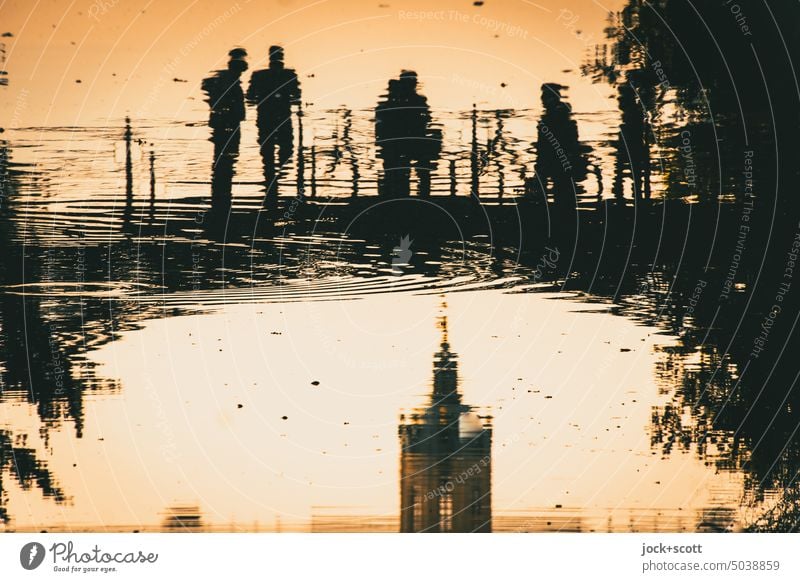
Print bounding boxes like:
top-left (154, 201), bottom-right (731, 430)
top-left (0, 143), bottom-right (86, 439)
top-left (399, 311), bottom-right (492, 532)
top-left (121, 117), bottom-right (134, 229)
top-left (161, 504), bottom-right (204, 530)
top-left (0, 135), bottom-right (10, 215)
top-left (748, 483), bottom-right (800, 532)
top-left (1, 430), bottom-right (67, 524)
top-left (0, 293), bottom-right (85, 438)
top-left (0, 139), bottom-right (117, 524)
top-left (202, 48), bottom-right (248, 204)
top-left (612, 79), bottom-right (651, 201)
top-left (375, 71), bottom-right (441, 198)
top-left (581, 0), bottom-right (800, 529)
top-left (1, 1), bottom-right (799, 531)
top-left (585, 1), bottom-right (800, 204)
top-left (528, 83), bottom-right (590, 206)
top-left (247, 45), bottom-right (300, 205)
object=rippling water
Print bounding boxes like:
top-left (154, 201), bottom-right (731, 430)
top-left (0, 105), bottom-right (794, 533)
top-left (4, 109), bottom-right (618, 244)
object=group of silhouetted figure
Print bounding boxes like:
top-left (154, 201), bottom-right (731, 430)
top-left (202, 46), bottom-right (300, 206)
top-left (203, 45), bottom-right (653, 208)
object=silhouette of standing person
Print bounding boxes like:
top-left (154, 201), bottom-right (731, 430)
top-left (202, 48), bottom-right (248, 204)
top-left (613, 81), bottom-right (651, 201)
top-left (246, 46), bottom-right (301, 205)
top-left (375, 71), bottom-right (440, 198)
top-left (530, 83), bottom-right (589, 206)
top-left (376, 78), bottom-right (409, 198)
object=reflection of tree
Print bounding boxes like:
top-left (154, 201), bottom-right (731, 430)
top-left (584, 1), bottom-right (800, 202)
top-left (581, 4), bottom-right (800, 528)
top-left (0, 283), bottom-right (86, 439)
top-left (0, 430), bottom-right (67, 524)
top-left (650, 344), bottom-right (742, 468)
top-left (650, 334), bottom-right (800, 507)
top-left (746, 482), bottom-right (800, 532)
top-left (0, 140), bottom-right (124, 439)
top-left (585, 1), bottom-right (800, 116)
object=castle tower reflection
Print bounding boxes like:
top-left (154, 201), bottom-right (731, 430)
top-left (398, 311), bottom-right (492, 532)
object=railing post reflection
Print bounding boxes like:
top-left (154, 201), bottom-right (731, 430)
top-left (310, 143), bottom-right (317, 198)
top-left (470, 105), bottom-right (479, 199)
top-left (449, 157), bottom-right (457, 197)
top-left (124, 116), bottom-right (133, 199)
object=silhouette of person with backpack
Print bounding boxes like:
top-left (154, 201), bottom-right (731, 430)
top-left (202, 47), bottom-right (248, 203)
top-left (375, 70), bottom-right (440, 197)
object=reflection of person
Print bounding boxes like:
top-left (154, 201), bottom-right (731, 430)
top-left (375, 71), bottom-right (441, 197)
top-left (530, 83), bottom-right (589, 205)
top-left (202, 48), bottom-right (248, 202)
top-left (246, 45), bottom-right (301, 202)
top-left (613, 82), bottom-right (651, 200)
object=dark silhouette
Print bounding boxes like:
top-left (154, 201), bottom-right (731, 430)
top-left (310, 143), bottom-right (317, 198)
top-left (0, 210), bottom-right (87, 441)
top-left (613, 81), bottom-right (651, 201)
top-left (470, 105), bottom-right (479, 198)
top-left (148, 146), bottom-right (156, 219)
top-left (0, 135), bottom-right (10, 213)
top-left (486, 109), bottom-right (521, 203)
top-left (247, 45), bottom-right (300, 204)
top-left (1, 144), bottom-right (84, 520)
top-left (399, 312), bottom-right (492, 532)
top-left (202, 48), bottom-right (248, 204)
top-left (584, 1), bottom-right (800, 204)
top-left (296, 102), bottom-right (306, 199)
top-left (149, 147), bottom-right (155, 198)
top-left (579, 1), bottom-right (800, 528)
top-left (375, 71), bottom-right (441, 198)
top-left (1, 430), bottom-right (67, 524)
top-left (528, 83), bottom-right (590, 205)
top-left (120, 117), bottom-right (134, 230)
top-left (124, 116), bottom-right (133, 199)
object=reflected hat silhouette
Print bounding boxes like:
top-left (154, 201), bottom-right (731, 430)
top-left (399, 69), bottom-right (418, 82)
top-left (541, 82), bottom-right (566, 97)
top-left (399, 70), bottom-right (418, 91)
top-left (227, 47), bottom-right (248, 73)
top-left (228, 47), bottom-right (247, 59)
top-left (269, 45), bottom-right (284, 63)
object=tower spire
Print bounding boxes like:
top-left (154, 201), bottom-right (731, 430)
top-left (437, 299), bottom-right (449, 349)
top-left (432, 299), bottom-right (458, 400)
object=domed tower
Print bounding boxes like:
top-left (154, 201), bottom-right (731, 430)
top-left (398, 309), bottom-right (492, 532)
